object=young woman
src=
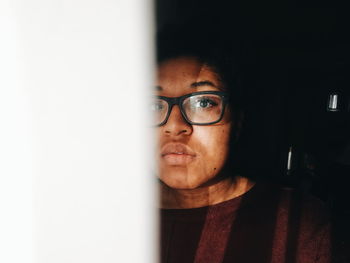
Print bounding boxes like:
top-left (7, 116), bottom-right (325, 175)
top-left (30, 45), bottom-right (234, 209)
top-left (154, 33), bottom-right (332, 263)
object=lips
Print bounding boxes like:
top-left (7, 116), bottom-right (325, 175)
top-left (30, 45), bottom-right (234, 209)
top-left (161, 143), bottom-right (196, 165)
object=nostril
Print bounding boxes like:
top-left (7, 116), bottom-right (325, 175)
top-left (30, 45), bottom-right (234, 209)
top-left (165, 129), bottom-right (188, 135)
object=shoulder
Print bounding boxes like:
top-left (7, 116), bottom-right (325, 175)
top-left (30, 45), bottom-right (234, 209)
top-left (256, 184), bottom-right (332, 233)
top-left (277, 186), bottom-right (331, 227)
top-left (273, 185), bottom-right (332, 262)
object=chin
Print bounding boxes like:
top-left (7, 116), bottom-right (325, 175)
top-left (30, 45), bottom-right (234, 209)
top-left (159, 169), bottom-right (206, 190)
top-left (164, 181), bottom-right (199, 190)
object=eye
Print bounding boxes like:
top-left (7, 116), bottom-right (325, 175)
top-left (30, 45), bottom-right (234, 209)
top-left (151, 100), bottom-right (166, 112)
top-left (193, 97), bottom-right (218, 109)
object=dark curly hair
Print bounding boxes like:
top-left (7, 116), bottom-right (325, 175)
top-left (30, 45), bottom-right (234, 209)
top-left (157, 24), bottom-right (248, 114)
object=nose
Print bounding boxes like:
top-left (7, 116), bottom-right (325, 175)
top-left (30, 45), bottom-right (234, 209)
top-left (163, 105), bottom-right (193, 136)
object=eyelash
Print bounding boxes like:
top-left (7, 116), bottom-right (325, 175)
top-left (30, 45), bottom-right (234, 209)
top-left (193, 98), bottom-right (218, 108)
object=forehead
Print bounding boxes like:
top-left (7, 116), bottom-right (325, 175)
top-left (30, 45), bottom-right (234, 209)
top-left (156, 56), bottom-right (223, 96)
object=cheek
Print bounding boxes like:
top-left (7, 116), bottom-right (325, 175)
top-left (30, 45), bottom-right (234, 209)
top-left (194, 126), bottom-right (231, 166)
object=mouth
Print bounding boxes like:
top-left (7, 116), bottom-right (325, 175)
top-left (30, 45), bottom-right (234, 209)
top-left (160, 143), bottom-right (196, 165)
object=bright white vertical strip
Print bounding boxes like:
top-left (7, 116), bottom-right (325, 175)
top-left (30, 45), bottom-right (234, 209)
top-left (287, 146), bottom-right (292, 171)
top-left (0, 2), bottom-right (33, 263)
top-left (3, 0), bottom-right (155, 262)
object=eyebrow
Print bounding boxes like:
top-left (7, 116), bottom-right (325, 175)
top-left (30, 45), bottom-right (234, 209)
top-left (155, 86), bottom-right (162, 91)
top-left (190, 80), bottom-right (217, 88)
top-left (156, 81), bottom-right (219, 91)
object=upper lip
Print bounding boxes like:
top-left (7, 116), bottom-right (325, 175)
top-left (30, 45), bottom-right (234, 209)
top-left (161, 143), bottom-right (196, 157)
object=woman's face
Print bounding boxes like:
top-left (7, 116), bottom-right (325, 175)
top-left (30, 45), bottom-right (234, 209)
top-left (156, 56), bottom-right (233, 189)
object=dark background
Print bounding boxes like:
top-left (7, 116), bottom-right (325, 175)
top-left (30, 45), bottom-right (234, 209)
top-left (156, 0), bottom-right (350, 259)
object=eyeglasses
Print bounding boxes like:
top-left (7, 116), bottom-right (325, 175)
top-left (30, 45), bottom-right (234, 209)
top-left (152, 91), bottom-right (228, 126)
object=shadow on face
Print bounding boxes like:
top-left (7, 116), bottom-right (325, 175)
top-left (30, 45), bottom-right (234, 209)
top-left (155, 56), bottom-right (235, 190)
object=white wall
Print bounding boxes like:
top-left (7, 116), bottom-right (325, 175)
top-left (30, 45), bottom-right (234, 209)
top-left (0, 1), bottom-right (155, 262)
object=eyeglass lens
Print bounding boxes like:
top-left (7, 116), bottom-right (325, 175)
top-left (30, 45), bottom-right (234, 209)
top-left (153, 99), bottom-right (169, 125)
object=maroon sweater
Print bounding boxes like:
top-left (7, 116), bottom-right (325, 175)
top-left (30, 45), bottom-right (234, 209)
top-left (160, 183), bottom-right (331, 263)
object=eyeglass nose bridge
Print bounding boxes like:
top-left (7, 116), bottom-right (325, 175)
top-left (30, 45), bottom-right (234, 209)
top-left (163, 96), bottom-right (190, 125)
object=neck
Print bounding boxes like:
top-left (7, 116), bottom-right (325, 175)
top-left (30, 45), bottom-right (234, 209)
top-left (160, 176), bottom-right (255, 209)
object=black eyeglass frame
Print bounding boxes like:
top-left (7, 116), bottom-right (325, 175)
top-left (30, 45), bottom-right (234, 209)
top-left (155, 91), bottom-right (229, 126)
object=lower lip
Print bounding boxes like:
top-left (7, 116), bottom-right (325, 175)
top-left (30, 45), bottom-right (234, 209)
top-left (161, 154), bottom-right (195, 165)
